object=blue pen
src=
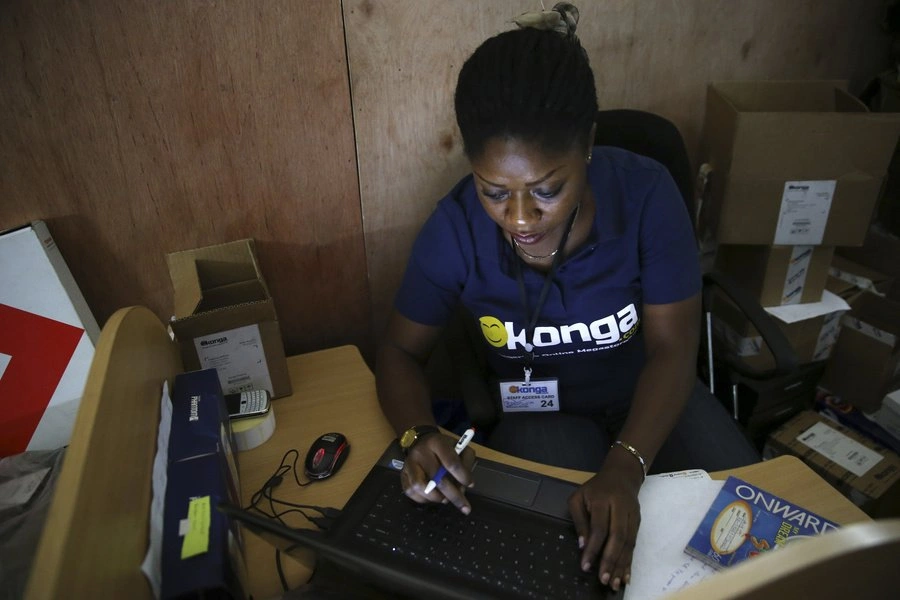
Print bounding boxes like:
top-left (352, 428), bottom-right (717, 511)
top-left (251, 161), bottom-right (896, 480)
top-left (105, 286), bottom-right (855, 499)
top-left (424, 427), bottom-right (475, 494)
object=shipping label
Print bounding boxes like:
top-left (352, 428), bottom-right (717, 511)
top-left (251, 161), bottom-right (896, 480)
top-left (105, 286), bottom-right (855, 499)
top-left (796, 421), bottom-right (883, 477)
top-left (774, 180), bottom-right (836, 245)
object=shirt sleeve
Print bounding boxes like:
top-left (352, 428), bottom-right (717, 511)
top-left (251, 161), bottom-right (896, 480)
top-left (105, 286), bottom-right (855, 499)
top-left (639, 166), bottom-right (702, 305)
top-left (394, 200), bottom-right (471, 326)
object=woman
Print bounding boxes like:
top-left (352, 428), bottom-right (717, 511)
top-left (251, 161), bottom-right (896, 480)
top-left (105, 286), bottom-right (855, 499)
top-left (375, 4), bottom-right (759, 592)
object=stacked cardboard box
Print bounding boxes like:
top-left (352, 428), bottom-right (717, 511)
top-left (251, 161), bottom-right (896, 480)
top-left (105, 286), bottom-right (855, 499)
top-left (819, 292), bottom-right (900, 413)
top-left (826, 255), bottom-right (894, 303)
top-left (699, 81), bottom-right (900, 438)
top-left (764, 410), bottom-right (900, 518)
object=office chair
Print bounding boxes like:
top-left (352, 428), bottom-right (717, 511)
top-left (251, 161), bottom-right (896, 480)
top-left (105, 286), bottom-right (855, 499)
top-left (427, 109), bottom-right (801, 436)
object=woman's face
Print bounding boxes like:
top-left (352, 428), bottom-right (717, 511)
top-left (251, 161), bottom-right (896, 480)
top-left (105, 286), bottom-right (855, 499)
top-left (470, 136), bottom-right (591, 258)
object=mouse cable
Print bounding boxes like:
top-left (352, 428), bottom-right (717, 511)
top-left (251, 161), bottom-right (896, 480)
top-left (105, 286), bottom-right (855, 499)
top-left (256, 489), bottom-right (342, 520)
top-left (260, 488), bottom-right (334, 530)
top-left (246, 471), bottom-right (340, 520)
top-left (245, 473), bottom-right (339, 530)
top-left (276, 448), bottom-right (315, 488)
top-left (245, 485), bottom-right (326, 528)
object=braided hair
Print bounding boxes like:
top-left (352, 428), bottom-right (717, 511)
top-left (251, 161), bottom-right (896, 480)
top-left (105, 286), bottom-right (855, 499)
top-left (454, 3), bottom-right (597, 160)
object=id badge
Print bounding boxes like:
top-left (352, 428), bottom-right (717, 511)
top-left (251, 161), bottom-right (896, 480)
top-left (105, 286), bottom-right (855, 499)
top-left (499, 377), bottom-right (560, 412)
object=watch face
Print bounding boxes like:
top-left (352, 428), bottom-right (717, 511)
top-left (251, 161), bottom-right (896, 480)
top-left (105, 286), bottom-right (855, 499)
top-left (400, 429), bottom-right (417, 449)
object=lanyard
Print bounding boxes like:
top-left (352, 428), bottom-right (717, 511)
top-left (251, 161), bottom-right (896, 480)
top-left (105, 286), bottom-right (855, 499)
top-left (511, 204), bottom-right (579, 382)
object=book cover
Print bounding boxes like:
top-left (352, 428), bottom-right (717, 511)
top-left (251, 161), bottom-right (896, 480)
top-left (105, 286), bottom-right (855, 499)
top-left (684, 476), bottom-right (839, 569)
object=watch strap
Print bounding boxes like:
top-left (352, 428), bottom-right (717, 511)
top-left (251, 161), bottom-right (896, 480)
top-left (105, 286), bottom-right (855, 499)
top-left (400, 425), bottom-right (440, 453)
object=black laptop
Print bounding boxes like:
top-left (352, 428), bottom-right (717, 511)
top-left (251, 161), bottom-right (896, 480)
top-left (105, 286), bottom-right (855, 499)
top-left (220, 441), bottom-right (622, 600)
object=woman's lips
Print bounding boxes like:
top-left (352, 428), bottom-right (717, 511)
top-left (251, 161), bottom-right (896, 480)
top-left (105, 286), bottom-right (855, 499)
top-left (511, 231), bottom-right (545, 245)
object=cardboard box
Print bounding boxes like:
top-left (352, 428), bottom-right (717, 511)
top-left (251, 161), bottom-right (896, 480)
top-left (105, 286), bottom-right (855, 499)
top-left (815, 389), bottom-right (900, 456)
top-left (819, 292), bottom-right (900, 412)
top-left (0, 221), bottom-right (101, 457)
top-left (167, 239), bottom-right (291, 399)
top-left (711, 289), bottom-right (850, 372)
top-left (763, 410), bottom-right (900, 517)
top-left (699, 81), bottom-right (900, 246)
top-left (827, 252), bottom-right (895, 303)
top-left (715, 244), bottom-right (834, 306)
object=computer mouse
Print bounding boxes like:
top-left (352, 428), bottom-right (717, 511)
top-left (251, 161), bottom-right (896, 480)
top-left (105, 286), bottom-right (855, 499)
top-left (304, 432), bottom-right (350, 480)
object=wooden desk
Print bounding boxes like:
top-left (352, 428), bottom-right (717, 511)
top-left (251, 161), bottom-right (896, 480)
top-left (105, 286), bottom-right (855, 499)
top-left (239, 345), bottom-right (870, 600)
top-left (21, 307), bottom-right (876, 600)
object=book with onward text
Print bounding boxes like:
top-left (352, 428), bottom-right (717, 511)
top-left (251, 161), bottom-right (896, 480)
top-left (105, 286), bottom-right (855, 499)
top-left (684, 476), bottom-right (840, 569)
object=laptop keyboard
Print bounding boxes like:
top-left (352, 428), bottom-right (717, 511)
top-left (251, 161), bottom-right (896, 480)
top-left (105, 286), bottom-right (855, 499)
top-left (352, 486), bottom-right (604, 600)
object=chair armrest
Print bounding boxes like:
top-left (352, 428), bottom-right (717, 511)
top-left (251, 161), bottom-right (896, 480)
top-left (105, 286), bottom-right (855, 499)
top-left (703, 270), bottom-right (800, 378)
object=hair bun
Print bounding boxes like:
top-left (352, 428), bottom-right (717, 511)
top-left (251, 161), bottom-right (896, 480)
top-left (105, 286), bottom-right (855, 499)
top-left (514, 2), bottom-right (580, 38)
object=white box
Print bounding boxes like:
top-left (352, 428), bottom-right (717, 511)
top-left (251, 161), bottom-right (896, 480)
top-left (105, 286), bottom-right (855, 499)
top-left (0, 221), bottom-right (100, 457)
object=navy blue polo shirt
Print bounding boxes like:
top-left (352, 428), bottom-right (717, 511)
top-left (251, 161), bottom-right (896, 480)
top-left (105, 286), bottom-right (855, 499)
top-left (395, 146), bottom-right (701, 413)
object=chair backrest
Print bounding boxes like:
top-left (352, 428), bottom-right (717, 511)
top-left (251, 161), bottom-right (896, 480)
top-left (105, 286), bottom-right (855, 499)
top-left (664, 518), bottom-right (900, 600)
top-left (25, 306), bottom-right (182, 600)
top-left (593, 109), bottom-right (695, 225)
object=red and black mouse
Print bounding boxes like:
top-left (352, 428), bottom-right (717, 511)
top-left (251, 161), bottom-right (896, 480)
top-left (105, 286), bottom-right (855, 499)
top-left (304, 432), bottom-right (350, 480)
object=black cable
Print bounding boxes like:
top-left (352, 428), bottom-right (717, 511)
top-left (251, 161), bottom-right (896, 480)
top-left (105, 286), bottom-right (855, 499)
top-left (275, 548), bottom-right (289, 592)
top-left (244, 448), bottom-right (344, 592)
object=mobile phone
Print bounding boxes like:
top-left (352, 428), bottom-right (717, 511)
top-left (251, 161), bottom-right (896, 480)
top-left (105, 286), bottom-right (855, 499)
top-left (225, 389), bottom-right (271, 419)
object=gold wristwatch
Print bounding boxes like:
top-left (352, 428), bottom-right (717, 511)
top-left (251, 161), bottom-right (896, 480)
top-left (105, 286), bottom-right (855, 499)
top-left (399, 425), bottom-right (440, 454)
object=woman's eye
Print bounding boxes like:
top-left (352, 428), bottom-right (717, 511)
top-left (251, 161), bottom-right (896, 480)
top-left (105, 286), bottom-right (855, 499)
top-left (482, 189), bottom-right (508, 201)
top-left (533, 186), bottom-right (562, 200)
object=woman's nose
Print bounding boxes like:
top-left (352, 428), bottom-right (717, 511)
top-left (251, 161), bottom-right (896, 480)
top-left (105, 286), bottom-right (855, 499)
top-left (507, 194), bottom-right (539, 226)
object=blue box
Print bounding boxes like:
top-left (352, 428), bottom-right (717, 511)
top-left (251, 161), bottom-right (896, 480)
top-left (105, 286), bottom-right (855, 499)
top-left (169, 369), bottom-right (239, 483)
top-left (161, 453), bottom-right (247, 600)
top-left (162, 369), bottom-right (245, 598)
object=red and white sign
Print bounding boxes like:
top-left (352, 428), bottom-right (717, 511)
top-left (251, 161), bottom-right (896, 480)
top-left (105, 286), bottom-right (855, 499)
top-left (0, 222), bottom-right (99, 457)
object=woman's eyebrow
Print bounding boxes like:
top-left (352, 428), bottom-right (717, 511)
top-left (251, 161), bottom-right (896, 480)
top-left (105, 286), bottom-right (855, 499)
top-left (474, 166), bottom-right (564, 188)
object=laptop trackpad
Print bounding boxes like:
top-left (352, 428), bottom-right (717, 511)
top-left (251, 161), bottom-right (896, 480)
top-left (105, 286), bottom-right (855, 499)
top-left (472, 461), bottom-right (541, 505)
top-left (471, 459), bottom-right (577, 521)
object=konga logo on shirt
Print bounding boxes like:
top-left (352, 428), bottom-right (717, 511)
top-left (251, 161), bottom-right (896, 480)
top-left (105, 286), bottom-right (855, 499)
top-left (478, 304), bottom-right (639, 350)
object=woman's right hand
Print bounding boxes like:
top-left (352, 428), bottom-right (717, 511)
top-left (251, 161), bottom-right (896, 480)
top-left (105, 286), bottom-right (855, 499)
top-left (401, 433), bottom-right (475, 514)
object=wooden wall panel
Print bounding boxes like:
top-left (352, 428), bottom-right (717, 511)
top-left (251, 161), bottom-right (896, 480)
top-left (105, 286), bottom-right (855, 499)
top-left (0, 1), bottom-right (369, 357)
top-left (345, 0), bottom-right (892, 341)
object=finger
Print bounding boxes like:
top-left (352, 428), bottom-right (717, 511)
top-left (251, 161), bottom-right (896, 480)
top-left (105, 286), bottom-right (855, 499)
top-left (434, 477), bottom-right (471, 515)
top-left (579, 502), bottom-right (611, 573)
top-left (567, 491), bottom-right (590, 549)
top-left (597, 503), bottom-right (636, 589)
top-left (401, 460), bottom-right (434, 504)
top-left (442, 451), bottom-right (474, 489)
top-left (608, 509), bottom-right (639, 591)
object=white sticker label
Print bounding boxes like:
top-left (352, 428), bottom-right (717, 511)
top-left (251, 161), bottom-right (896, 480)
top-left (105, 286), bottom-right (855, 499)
top-left (774, 180), bottom-right (836, 245)
top-left (796, 422), bottom-right (883, 477)
top-left (193, 323), bottom-right (273, 395)
top-left (828, 267), bottom-right (882, 296)
top-left (781, 246), bottom-right (813, 305)
top-left (812, 311), bottom-right (844, 361)
top-left (840, 315), bottom-right (897, 347)
top-left (499, 378), bottom-right (560, 412)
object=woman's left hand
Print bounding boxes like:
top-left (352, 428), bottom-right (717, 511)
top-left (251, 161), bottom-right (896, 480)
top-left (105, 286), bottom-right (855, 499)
top-left (568, 457), bottom-right (643, 592)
